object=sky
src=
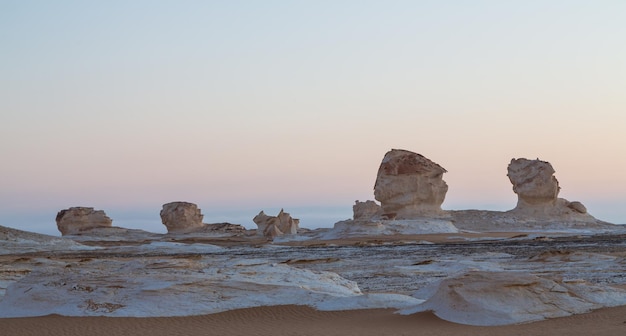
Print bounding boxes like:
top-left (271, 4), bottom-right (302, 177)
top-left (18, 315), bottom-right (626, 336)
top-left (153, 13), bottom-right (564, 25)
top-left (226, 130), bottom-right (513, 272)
top-left (1, 0), bottom-right (625, 235)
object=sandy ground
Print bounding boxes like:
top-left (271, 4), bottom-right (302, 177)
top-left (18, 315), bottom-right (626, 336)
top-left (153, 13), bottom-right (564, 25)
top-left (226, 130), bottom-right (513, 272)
top-left (1, 304), bottom-right (626, 336)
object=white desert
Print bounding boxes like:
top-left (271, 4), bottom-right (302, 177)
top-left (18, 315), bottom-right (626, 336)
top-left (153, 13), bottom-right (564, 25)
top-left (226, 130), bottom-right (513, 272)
top-left (2, 149), bottom-right (626, 336)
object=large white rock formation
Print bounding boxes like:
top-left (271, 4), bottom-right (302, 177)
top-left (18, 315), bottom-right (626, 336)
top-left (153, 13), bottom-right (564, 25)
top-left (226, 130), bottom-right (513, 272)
top-left (0, 255), bottom-right (420, 318)
top-left (449, 158), bottom-right (618, 232)
top-left (160, 201), bottom-right (204, 233)
top-left (323, 198), bottom-right (457, 239)
top-left (324, 149), bottom-right (458, 238)
top-left (401, 270), bottom-right (626, 326)
top-left (374, 149), bottom-right (448, 219)
top-left (56, 207), bottom-right (113, 235)
top-left (507, 158), bottom-right (594, 218)
top-left (253, 209), bottom-right (299, 239)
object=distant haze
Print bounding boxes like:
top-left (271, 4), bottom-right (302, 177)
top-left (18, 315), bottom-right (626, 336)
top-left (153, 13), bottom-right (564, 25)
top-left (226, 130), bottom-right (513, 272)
top-left (2, 1), bottom-right (625, 235)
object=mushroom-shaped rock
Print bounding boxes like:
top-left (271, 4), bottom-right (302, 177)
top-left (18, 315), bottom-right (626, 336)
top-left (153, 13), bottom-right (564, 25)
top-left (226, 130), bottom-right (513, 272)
top-left (253, 209), bottom-right (299, 239)
top-left (507, 158), bottom-right (589, 217)
top-left (160, 201), bottom-right (204, 233)
top-left (56, 207), bottom-right (113, 235)
top-left (374, 149), bottom-right (448, 219)
top-left (507, 158), bottom-right (560, 208)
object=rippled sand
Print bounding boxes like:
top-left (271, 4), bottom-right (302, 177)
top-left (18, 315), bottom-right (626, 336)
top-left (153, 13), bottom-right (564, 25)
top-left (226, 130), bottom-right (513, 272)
top-left (3, 304), bottom-right (626, 336)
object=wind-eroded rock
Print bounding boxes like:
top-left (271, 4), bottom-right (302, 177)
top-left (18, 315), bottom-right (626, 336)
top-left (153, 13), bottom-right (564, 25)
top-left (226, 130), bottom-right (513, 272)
top-left (507, 158), bottom-right (590, 217)
top-left (253, 209), bottom-right (299, 239)
top-left (160, 202), bottom-right (204, 233)
top-left (401, 270), bottom-right (626, 326)
top-left (56, 207), bottom-right (113, 235)
top-left (327, 199), bottom-right (457, 239)
top-left (352, 200), bottom-right (382, 220)
top-left (374, 149), bottom-right (448, 219)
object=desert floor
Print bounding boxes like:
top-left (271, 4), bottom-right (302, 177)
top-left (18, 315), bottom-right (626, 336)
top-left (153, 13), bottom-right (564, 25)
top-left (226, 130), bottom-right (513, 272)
top-left (2, 304), bottom-right (626, 336)
top-left (3, 225), bottom-right (626, 335)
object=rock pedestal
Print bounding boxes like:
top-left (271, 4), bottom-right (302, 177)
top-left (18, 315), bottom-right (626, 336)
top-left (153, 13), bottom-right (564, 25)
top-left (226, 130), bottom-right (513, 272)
top-left (56, 207), bottom-right (113, 235)
top-left (374, 149), bottom-right (448, 219)
top-left (160, 202), bottom-right (204, 233)
top-left (507, 158), bottom-right (588, 216)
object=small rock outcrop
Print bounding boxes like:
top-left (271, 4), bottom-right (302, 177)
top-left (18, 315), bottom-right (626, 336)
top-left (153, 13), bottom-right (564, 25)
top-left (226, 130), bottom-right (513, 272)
top-left (374, 149), bottom-right (448, 219)
top-left (253, 209), bottom-right (299, 239)
top-left (507, 158), bottom-right (589, 217)
top-left (56, 207), bottom-right (113, 235)
top-left (352, 200), bottom-right (382, 220)
top-left (160, 202), bottom-right (204, 233)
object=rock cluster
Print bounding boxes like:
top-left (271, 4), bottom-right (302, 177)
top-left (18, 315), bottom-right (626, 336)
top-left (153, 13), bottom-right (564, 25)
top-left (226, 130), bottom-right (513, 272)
top-left (51, 152), bottom-right (614, 239)
top-left (160, 201), bottom-right (204, 233)
top-left (253, 209), bottom-right (299, 239)
top-left (374, 149), bottom-right (448, 219)
top-left (56, 207), bottom-right (113, 235)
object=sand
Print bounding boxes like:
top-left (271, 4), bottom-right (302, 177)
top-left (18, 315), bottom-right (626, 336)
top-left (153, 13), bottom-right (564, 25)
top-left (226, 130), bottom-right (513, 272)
top-left (1, 304), bottom-right (625, 336)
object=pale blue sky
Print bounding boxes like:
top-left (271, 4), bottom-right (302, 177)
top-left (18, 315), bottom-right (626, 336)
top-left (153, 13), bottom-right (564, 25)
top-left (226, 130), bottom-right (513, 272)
top-left (2, 1), bottom-right (625, 235)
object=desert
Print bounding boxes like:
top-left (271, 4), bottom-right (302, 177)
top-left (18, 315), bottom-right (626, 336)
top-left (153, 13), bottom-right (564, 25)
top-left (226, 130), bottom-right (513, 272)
top-left (4, 2), bottom-right (625, 334)
top-left (2, 150), bottom-right (626, 335)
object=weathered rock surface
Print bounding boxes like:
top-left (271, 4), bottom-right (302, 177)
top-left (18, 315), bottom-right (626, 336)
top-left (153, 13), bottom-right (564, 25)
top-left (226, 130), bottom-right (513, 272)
top-left (253, 209), bottom-right (299, 239)
top-left (508, 158), bottom-right (560, 208)
top-left (160, 202), bottom-right (204, 233)
top-left (159, 202), bottom-right (246, 235)
top-left (352, 200), bottom-right (382, 221)
top-left (506, 158), bottom-right (597, 220)
top-left (2, 222), bottom-right (626, 324)
top-left (374, 149), bottom-right (448, 219)
top-left (401, 270), bottom-right (626, 326)
top-left (0, 257), bottom-right (369, 318)
top-left (56, 207), bottom-right (113, 235)
top-left (172, 222), bottom-right (248, 236)
top-left (326, 218), bottom-right (458, 239)
top-left (450, 209), bottom-right (618, 232)
top-left (446, 158), bottom-right (618, 231)
top-left (324, 150), bottom-right (457, 238)
top-left (201, 223), bottom-right (247, 235)
top-left (1, 224), bottom-right (93, 255)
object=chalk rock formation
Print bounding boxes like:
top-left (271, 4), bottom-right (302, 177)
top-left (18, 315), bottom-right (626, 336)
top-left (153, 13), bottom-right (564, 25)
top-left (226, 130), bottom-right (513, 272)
top-left (374, 149), bottom-right (448, 219)
top-left (56, 207), bottom-right (113, 235)
top-left (2, 224), bottom-right (91, 253)
top-left (253, 209), bottom-right (299, 239)
top-left (326, 199), bottom-right (457, 240)
top-left (160, 202), bottom-right (204, 233)
top-left (448, 158), bottom-right (614, 231)
top-left (507, 158), bottom-right (589, 217)
top-left (352, 200), bottom-right (382, 220)
top-left (401, 270), bottom-right (626, 326)
top-left (0, 257), bottom-right (368, 318)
